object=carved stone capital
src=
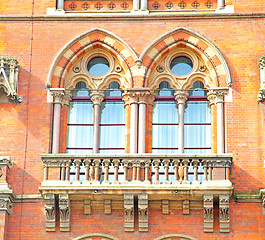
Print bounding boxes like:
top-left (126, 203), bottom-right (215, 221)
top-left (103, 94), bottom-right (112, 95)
top-left (50, 88), bottom-right (65, 104)
top-left (138, 90), bottom-right (156, 105)
top-left (207, 89), bottom-right (229, 105)
top-left (0, 197), bottom-right (13, 214)
top-left (59, 194), bottom-right (70, 232)
top-left (203, 194), bottom-right (213, 232)
top-left (124, 194), bottom-right (134, 232)
top-left (138, 194), bottom-right (148, 232)
top-left (219, 194), bottom-right (230, 233)
top-left (174, 91), bottom-right (189, 104)
top-left (63, 90), bottom-right (72, 106)
top-left (258, 55), bottom-right (265, 69)
top-left (90, 90), bottom-right (104, 105)
top-left (44, 193), bottom-right (56, 232)
top-left (122, 90), bottom-right (139, 106)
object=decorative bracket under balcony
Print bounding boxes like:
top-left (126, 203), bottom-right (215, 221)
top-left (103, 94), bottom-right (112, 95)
top-left (0, 57), bottom-right (22, 103)
top-left (39, 153), bottom-right (233, 233)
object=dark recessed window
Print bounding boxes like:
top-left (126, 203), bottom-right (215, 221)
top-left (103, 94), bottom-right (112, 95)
top-left (87, 57), bottom-right (109, 76)
top-left (170, 56), bottom-right (193, 76)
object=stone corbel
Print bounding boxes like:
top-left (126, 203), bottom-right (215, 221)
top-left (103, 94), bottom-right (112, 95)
top-left (44, 193), bottom-right (56, 232)
top-left (162, 199), bottom-right (169, 214)
top-left (183, 200), bottom-right (190, 215)
top-left (258, 55), bottom-right (265, 103)
top-left (124, 194), bottom-right (134, 232)
top-left (59, 194), bottom-right (70, 232)
top-left (219, 194), bottom-right (230, 233)
top-left (84, 199), bottom-right (91, 214)
top-left (138, 194), bottom-right (148, 232)
top-left (0, 57), bottom-right (22, 103)
top-left (203, 194), bottom-right (214, 232)
top-left (104, 199), bottom-right (111, 214)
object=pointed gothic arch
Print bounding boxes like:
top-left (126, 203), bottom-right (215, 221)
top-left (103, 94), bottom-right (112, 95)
top-left (46, 28), bottom-right (138, 89)
top-left (140, 27), bottom-right (231, 89)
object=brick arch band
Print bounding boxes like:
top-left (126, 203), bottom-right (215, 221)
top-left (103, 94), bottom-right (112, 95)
top-left (46, 28), bottom-right (138, 89)
top-left (140, 27), bottom-right (232, 88)
top-left (73, 233), bottom-right (119, 240)
top-left (153, 234), bottom-right (198, 240)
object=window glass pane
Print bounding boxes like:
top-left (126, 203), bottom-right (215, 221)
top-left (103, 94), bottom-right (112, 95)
top-left (170, 56), bottom-right (193, 75)
top-left (99, 126), bottom-right (125, 149)
top-left (152, 125), bottom-right (178, 148)
top-left (67, 126), bottom-right (93, 148)
top-left (185, 101), bottom-right (210, 124)
top-left (68, 102), bottom-right (94, 124)
top-left (87, 57), bottom-right (109, 76)
top-left (100, 102), bottom-right (125, 124)
top-left (189, 81), bottom-right (206, 96)
top-left (152, 102), bottom-right (178, 123)
top-left (156, 81), bottom-right (174, 97)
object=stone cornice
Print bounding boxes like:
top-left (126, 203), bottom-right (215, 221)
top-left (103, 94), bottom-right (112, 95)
top-left (0, 13), bottom-right (264, 21)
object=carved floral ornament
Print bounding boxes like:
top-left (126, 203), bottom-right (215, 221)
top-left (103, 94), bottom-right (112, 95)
top-left (0, 57), bottom-right (22, 103)
top-left (258, 55), bottom-right (265, 103)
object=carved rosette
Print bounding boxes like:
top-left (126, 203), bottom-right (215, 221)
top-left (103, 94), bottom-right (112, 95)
top-left (138, 194), bottom-right (148, 232)
top-left (0, 57), bottom-right (22, 103)
top-left (124, 194), bottom-right (134, 232)
top-left (44, 193), bottom-right (56, 232)
top-left (174, 91), bottom-right (189, 105)
top-left (59, 194), bottom-right (70, 232)
top-left (219, 194), bottom-right (230, 233)
top-left (203, 194), bottom-right (213, 232)
top-left (90, 90), bottom-right (104, 105)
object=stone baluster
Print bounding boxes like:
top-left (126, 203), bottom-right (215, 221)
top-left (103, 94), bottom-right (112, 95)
top-left (93, 159), bottom-right (101, 184)
top-left (202, 160), bottom-right (208, 182)
top-left (65, 160), bottom-right (71, 181)
top-left (182, 159), bottom-right (190, 184)
top-left (192, 159), bottom-right (199, 185)
top-left (136, 160), bottom-right (141, 181)
top-left (83, 159), bottom-right (91, 185)
top-left (208, 161), bottom-right (213, 180)
top-left (162, 159), bottom-right (170, 184)
top-left (57, 0), bottom-right (64, 10)
top-left (61, 162), bottom-right (66, 181)
top-left (103, 159), bottom-right (111, 184)
top-left (122, 160), bottom-right (129, 183)
top-left (144, 160), bottom-right (150, 184)
top-left (153, 159), bottom-right (160, 184)
top-left (132, 160), bottom-right (137, 181)
top-left (113, 159), bottom-right (120, 184)
top-left (173, 159), bottom-right (180, 184)
top-left (73, 159), bottom-right (81, 184)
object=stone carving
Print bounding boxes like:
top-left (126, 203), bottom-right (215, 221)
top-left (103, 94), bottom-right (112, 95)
top-left (84, 199), bottom-right (91, 214)
top-left (162, 199), bottom-right (169, 214)
top-left (50, 88), bottom-right (65, 105)
top-left (203, 194), bottom-right (213, 232)
top-left (44, 193), bottom-right (56, 232)
top-left (104, 199), bottom-right (111, 214)
top-left (90, 90), bottom-right (104, 105)
top-left (0, 57), bottom-right (22, 103)
top-left (219, 194), bottom-right (230, 233)
top-left (258, 55), bottom-right (265, 102)
top-left (207, 89), bottom-right (228, 105)
top-left (174, 91), bottom-right (189, 104)
top-left (59, 194), bottom-right (70, 232)
top-left (138, 194), bottom-right (148, 232)
top-left (262, 194), bottom-right (265, 216)
top-left (124, 194), bottom-right (134, 232)
top-left (0, 197), bottom-right (13, 214)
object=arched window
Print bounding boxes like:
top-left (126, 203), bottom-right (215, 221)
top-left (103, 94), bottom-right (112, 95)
top-left (185, 81), bottom-right (211, 153)
top-left (152, 81), bottom-right (178, 153)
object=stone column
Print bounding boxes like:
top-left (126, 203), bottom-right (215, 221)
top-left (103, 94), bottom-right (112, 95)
top-left (91, 91), bottom-right (105, 153)
top-left (207, 89), bottom-right (228, 154)
top-left (174, 91), bottom-right (189, 154)
top-left (138, 90), bottom-right (155, 153)
top-left (133, 0), bottom-right (140, 10)
top-left (218, 0), bottom-right (225, 9)
top-left (57, 0), bottom-right (64, 10)
top-left (50, 88), bottom-right (65, 154)
top-left (140, 0), bottom-right (147, 10)
top-left (123, 91), bottom-right (139, 153)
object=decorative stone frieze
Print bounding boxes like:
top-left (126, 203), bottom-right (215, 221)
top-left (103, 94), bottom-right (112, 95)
top-left (162, 199), bottom-right (169, 214)
top-left (258, 55), bottom-right (265, 103)
top-left (104, 199), bottom-right (111, 214)
top-left (138, 194), bottom-right (148, 232)
top-left (0, 197), bottom-right (13, 214)
top-left (219, 194), bottom-right (230, 233)
top-left (124, 194), bottom-right (134, 232)
top-left (183, 200), bottom-right (190, 215)
top-left (90, 90), bottom-right (105, 105)
top-left (203, 194), bottom-right (213, 232)
top-left (174, 91), bottom-right (189, 104)
top-left (44, 193), bottom-right (56, 232)
top-left (0, 57), bottom-right (22, 103)
top-left (59, 194), bottom-right (70, 232)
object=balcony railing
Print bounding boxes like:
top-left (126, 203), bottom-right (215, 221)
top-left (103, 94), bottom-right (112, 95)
top-left (41, 154), bottom-right (232, 187)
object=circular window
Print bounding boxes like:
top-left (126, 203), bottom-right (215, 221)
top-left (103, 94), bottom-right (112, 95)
top-left (170, 56), bottom-right (193, 76)
top-left (87, 57), bottom-right (110, 76)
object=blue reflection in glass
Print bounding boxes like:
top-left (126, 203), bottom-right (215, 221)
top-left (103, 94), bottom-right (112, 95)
top-left (170, 56), bottom-right (193, 75)
top-left (87, 57), bottom-right (109, 76)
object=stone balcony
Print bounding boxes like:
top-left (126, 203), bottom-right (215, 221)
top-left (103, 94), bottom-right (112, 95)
top-left (39, 154), bottom-right (233, 232)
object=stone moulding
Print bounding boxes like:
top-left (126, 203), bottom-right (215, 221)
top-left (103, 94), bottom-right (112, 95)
top-left (0, 57), bottom-right (22, 103)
